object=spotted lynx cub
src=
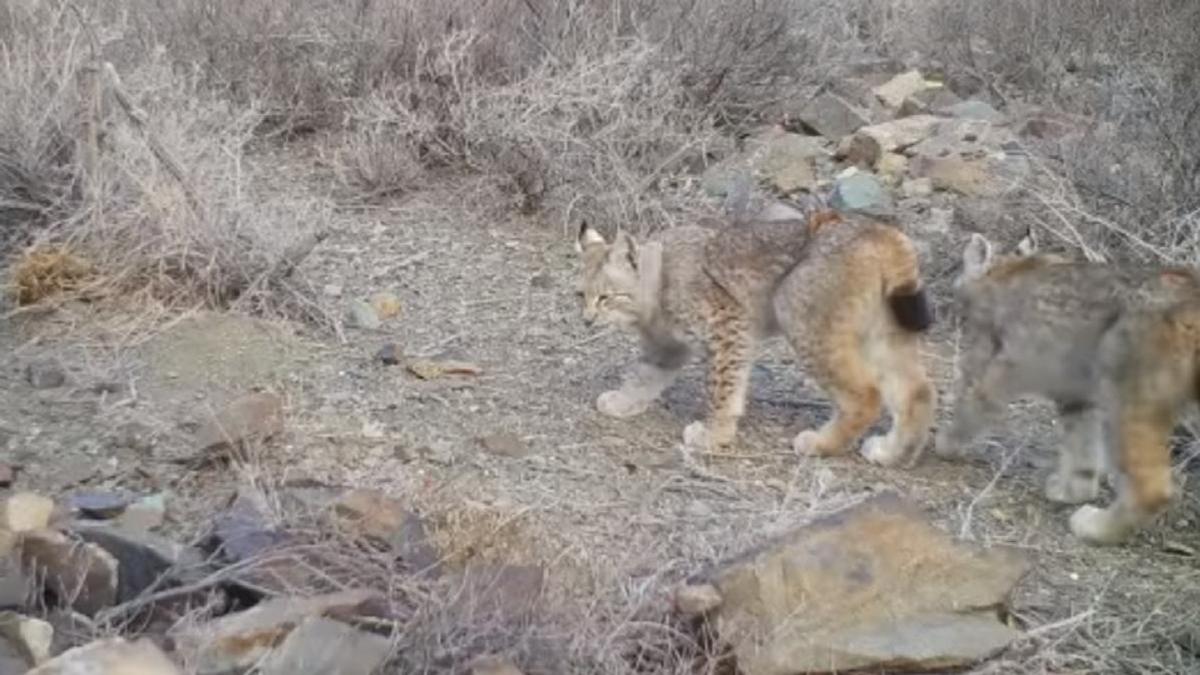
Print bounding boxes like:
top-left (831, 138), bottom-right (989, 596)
top-left (575, 211), bottom-right (937, 466)
top-left (937, 229), bottom-right (1200, 544)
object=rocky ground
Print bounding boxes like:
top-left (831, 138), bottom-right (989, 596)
top-left (2, 70), bottom-right (1200, 674)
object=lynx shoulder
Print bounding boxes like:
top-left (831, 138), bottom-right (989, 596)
top-left (575, 210), bottom-right (936, 468)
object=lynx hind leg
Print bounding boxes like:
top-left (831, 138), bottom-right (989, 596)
top-left (597, 336), bottom-right (689, 419)
top-left (860, 333), bottom-right (937, 468)
top-left (1044, 403), bottom-right (1104, 504)
top-left (791, 325), bottom-right (883, 458)
top-left (1070, 405), bottom-right (1175, 546)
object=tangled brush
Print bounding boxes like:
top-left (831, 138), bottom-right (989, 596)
top-left (8, 246), bottom-right (95, 306)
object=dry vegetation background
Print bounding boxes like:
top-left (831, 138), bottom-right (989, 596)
top-left (3, 0), bottom-right (1199, 311)
top-left (3, 0), bottom-right (1200, 673)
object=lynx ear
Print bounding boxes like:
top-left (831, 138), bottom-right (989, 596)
top-left (1015, 226), bottom-right (1038, 256)
top-left (961, 232), bottom-right (994, 278)
top-left (611, 230), bottom-right (639, 270)
top-left (576, 220), bottom-right (606, 253)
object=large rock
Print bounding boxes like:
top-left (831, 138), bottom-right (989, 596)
top-left (171, 589), bottom-right (387, 674)
top-left (0, 611), bottom-right (53, 666)
top-left (27, 637), bottom-right (181, 675)
top-left (797, 93), bottom-right (870, 140)
top-left (938, 99), bottom-right (1004, 122)
top-left (898, 87), bottom-right (962, 117)
top-left (257, 617), bottom-right (392, 675)
top-left (906, 118), bottom-right (1029, 197)
top-left (676, 493), bottom-right (1027, 675)
top-left (330, 489), bottom-right (441, 575)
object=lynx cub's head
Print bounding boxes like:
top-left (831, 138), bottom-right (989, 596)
top-left (575, 222), bottom-right (643, 327)
top-left (955, 227), bottom-right (1040, 288)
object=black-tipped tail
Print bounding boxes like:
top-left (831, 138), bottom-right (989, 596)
top-left (888, 285), bottom-right (934, 332)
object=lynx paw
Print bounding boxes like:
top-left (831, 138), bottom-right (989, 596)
top-left (1068, 505), bottom-right (1132, 546)
top-left (860, 435), bottom-right (904, 467)
top-left (1044, 472), bottom-right (1100, 505)
top-left (793, 430), bottom-right (839, 457)
top-left (682, 421), bottom-right (710, 452)
top-left (597, 390), bottom-right (652, 418)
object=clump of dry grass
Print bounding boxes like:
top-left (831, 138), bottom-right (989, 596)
top-left (8, 246), bottom-right (95, 305)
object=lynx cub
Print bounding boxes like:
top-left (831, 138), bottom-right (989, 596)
top-left (575, 211), bottom-right (936, 466)
top-left (937, 229), bottom-right (1200, 544)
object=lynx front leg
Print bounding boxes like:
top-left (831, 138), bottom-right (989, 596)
top-left (684, 306), bottom-right (755, 454)
top-left (596, 334), bottom-right (690, 419)
top-left (1044, 402), bottom-right (1104, 504)
top-left (933, 353), bottom-right (1020, 460)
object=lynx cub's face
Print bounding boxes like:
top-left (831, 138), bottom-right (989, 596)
top-left (575, 223), bottom-right (643, 327)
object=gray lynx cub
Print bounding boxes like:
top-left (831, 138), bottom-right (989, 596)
top-left (575, 211), bottom-right (936, 466)
top-left (937, 229), bottom-right (1200, 544)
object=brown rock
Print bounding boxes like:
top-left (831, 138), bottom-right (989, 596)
top-left (912, 156), bottom-right (1003, 197)
top-left (195, 392), bottom-right (284, 452)
top-left (876, 152), bottom-right (908, 186)
top-left (17, 529), bottom-right (119, 617)
top-left (1, 492), bottom-right (55, 532)
top-left (329, 487), bottom-right (439, 572)
top-left (27, 637), bottom-right (181, 675)
top-left (171, 589), bottom-right (387, 674)
top-left (692, 493), bottom-right (1027, 675)
top-left (406, 359), bottom-right (482, 380)
top-left (258, 617), bottom-right (392, 675)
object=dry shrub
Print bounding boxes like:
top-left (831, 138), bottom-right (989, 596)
top-left (1, 1), bottom-right (328, 316)
top-left (8, 246), bottom-right (94, 305)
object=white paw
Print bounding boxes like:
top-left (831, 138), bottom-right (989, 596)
top-left (792, 430), bottom-right (823, 456)
top-left (682, 421), bottom-right (709, 451)
top-left (1044, 472), bottom-right (1099, 505)
top-left (1068, 505), bottom-right (1130, 546)
top-left (597, 390), bottom-right (651, 418)
top-left (861, 435), bottom-right (902, 467)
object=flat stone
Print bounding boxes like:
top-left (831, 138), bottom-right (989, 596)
top-left (171, 589), bottom-right (387, 674)
top-left (258, 617), bottom-right (392, 675)
top-left (68, 491), bottom-right (133, 519)
top-left (755, 133), bottom-right (822, 194)
top-left (685, 493), bottom-right (1028, 675)
top-left (26, 637), bottom-right (181, 674)
top-left (898, 87), bottom-right (963, 117)
top-left (407, 359), bottom-right (482, 380)
top-left (195, 392), bottom-right (284, 452)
